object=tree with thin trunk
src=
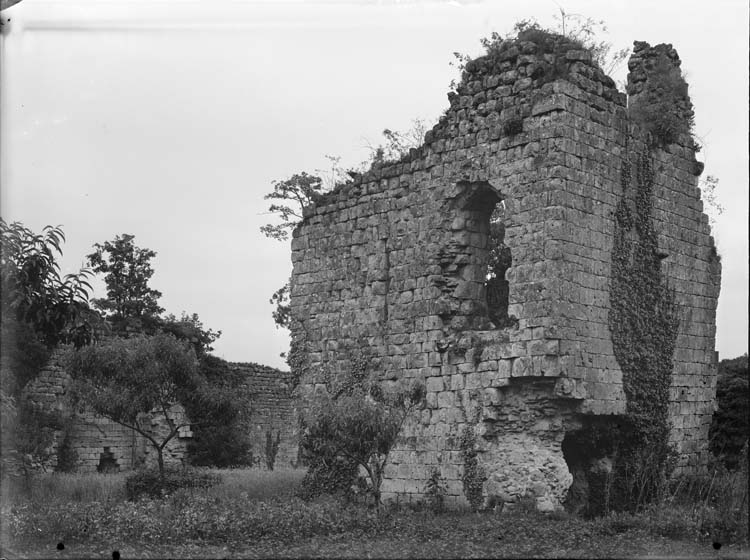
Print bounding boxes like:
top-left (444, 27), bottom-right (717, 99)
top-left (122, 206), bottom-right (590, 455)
top-left (301, 381), bottom-right (425, 508)
top-left (65, 332), bottom-right (227, 478)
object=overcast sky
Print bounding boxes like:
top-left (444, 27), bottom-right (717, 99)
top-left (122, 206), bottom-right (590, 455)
top-left (1, 0), bottom-right (747, 369)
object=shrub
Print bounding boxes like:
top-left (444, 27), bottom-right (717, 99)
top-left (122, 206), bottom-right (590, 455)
top-left (187, 425), bottom-right (253, 468)
top-left (424, 467), bottom-right (447, 514)
top-left (299, 380), bottom-right (424, 507)
top-left (185, 354), bottom-right (254, 468)
top-left (125, 468), bottom-right (221, 501)
top-left (297, 455), bottom-right (360, 501)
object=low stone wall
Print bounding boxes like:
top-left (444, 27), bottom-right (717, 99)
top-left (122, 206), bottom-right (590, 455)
top-left (21, 350), bottom-right (190, 473)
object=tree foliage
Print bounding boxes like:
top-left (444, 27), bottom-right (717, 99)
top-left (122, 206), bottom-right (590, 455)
top-left (710, 355), bottom-right (749, 470)
top-left (160, 311), bottom-right (222, 357)
top-left (1, 219), bottom-right (95, 478)
top-left (300, 381), bottom-right (425, 507)
top-left (260, 172), bottom-right (326, 243)
top-left (184, 354), bottom-right (253, 468)
top-left (87, 234), bottom-right (164, 326)
top-left (1, 219), bottom-right (94, 348)
top-left (65, 333), bottom-right (232, 477)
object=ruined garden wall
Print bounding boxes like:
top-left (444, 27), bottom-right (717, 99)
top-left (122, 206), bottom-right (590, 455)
top-left (231, 362), bottom-right (299, 468)
top-left (22, 349), bottom-right (190, 473)
top-left (21, 351), bottom-right (297, 473)
top-left (290, 36), bottom-right (720, 509)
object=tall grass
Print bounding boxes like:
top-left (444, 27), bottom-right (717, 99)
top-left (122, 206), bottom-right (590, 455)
top-left (204, 467), bottom-right (304, 500)
top-left (1, 472), bottom-right (127, 504)
top-left (1, 467), bottom-right (305, 506)
top-left (596, 448), bottom-right (749, 545)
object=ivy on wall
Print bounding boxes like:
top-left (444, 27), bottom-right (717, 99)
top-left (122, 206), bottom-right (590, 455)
top-left (460, 425), bottom-right (486, 511)
top-left (607, 148), bottom-right (680, 509)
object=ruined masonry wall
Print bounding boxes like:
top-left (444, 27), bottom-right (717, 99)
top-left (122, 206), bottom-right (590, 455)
top-left (290, 38), bottom-right (720, 507)
top-left (231, 363), bottom-right (299, 468)
top-left (22, 350), bottom-right (188, 473)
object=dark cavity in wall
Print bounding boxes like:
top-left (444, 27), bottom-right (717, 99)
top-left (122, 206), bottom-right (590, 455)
top-left (561, 416), bottom-right (631, 518)
top-left (97, 447), bottom-right (119, 473)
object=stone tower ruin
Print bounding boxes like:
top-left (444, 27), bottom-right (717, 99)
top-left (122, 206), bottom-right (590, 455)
top-left (289, 34), bottom-right (721, 511)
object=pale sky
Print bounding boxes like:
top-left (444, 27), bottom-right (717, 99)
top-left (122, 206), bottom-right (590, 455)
top-left (1, 0), bottom-right (747, 370)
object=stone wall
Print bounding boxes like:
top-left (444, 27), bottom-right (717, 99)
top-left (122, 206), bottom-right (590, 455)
top-left (290, 34), bottom-right (720, 509)
top-left (22, 350), bottom-right (190, 473)
top-left (231, 362), bottom-right (299, 468)
top-left (21, 352), bottom-right (297, 472)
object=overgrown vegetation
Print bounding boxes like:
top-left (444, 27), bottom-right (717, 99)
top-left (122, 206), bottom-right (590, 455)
top-left (450, 15), bottom-right (628, 92)
top-left (628, 58), bottom-right (694, 147)
top-left (185, 354), bottom-right (253, 468)
top-left (459, 425), bottom-right (486, 511)
top-left (298, 378), bottom-right (425, 507)
top-left (2, 465), bottom-right (746, 556)
top-left (709, 355), bottom-right (749, 470)
top-left (125, 468), bottom-right (221, 501)
top-left (65, 333), bottom-right (237, 478)
top-left (0, 220), bottom-right (95, 478)
top-left (605, 149), bottom-right (680, 512)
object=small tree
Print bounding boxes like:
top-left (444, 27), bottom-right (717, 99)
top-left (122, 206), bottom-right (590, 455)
top-left (260, 172), bottom-right (326, 243)
top-left (66, 333), bottom-right (227, 478)
top-left (87, 234), bottom-right (164, 328)
top-left (301, 381), bottom-right (425, 507)
top-left (1, 219), bottom-right (95, 479)
top-left (160, 311), bottom-right (222, 357)
top-left (1, 219), bottom-right (94, 348)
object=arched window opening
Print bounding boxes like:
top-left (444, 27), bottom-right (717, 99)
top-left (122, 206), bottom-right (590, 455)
top-left (451, 181), bottom-right (513, 329)
top-left (486, 202), bottom-right (512, 327)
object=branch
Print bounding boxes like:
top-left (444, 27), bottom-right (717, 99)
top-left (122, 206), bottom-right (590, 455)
top-left (107, 416), bottom-right (161, 451)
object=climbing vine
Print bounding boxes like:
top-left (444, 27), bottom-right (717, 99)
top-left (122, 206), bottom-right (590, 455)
top-left (459, 425), bottom-right (486, 511)
top-left (608, 148), bottom-right (680, 509)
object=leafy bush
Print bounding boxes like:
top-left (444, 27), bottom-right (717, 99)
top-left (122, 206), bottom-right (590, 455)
top-left (187, 425), bottom-right (253, 468)
top-left (125, 468), bottom-right (221, 501)
top-left (297, 454), bottom-right (360, 501)
top-left (299, 381), bottom-right (424, 506)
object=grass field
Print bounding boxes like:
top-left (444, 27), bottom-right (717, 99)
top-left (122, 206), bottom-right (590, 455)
top-left (1, 466), bottom-right (747, 559)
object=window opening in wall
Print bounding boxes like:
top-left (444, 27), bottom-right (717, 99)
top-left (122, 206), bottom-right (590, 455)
top-left (486, 202), bottom-right (512, 327)
top-left (455, 182), bottom-right (512, 329)
top-left (97, 446), bottom-right (119, 473)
